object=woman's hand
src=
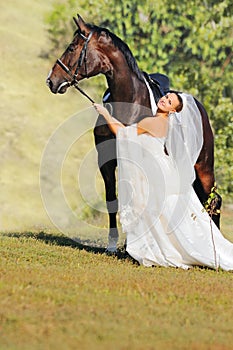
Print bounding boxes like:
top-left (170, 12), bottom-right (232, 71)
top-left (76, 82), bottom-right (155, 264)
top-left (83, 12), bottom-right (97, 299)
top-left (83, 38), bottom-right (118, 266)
top-left (93, 103), bottom-right (110, 118)
top-left (93, 103), bottom-right (125, 135)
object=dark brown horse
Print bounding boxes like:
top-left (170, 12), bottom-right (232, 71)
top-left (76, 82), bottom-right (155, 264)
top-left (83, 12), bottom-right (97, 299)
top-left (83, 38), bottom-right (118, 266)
top-left (46, 15), bottom-right (221, 249)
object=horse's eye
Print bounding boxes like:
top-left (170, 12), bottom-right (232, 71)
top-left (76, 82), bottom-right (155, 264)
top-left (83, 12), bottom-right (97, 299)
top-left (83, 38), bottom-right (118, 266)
top-left (68, 45), bottom-right (75, 52)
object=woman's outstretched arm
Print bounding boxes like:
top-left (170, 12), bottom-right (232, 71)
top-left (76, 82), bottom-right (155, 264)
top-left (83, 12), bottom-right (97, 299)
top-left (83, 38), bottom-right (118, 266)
top-left (93, 103), bottom-right (125, 135)
top-left (93, 103), bottom-right (168, 137)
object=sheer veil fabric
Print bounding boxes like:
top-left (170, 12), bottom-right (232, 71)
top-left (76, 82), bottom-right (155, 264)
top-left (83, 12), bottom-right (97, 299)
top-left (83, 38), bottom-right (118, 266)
top-left (116, 94), bottom-right (233, 270)
top-left (166, 93), bottom-right (203, 189)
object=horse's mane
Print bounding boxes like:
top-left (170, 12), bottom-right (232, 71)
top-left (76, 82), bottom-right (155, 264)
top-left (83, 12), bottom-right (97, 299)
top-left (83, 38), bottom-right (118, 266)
top-left (75, 23), bottom-right (145, 82)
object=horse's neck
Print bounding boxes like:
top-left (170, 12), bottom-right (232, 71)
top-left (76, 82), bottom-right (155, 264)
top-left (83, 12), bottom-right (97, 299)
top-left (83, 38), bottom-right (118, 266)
top-left (106, 58), bottom-right (152, 124)
top-left (103, 50), bottom-right (150, 124)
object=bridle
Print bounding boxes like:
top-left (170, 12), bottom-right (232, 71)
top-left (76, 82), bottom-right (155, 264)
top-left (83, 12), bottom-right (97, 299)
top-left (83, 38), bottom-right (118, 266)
top-left (56, 30), bottom-right (95, 103)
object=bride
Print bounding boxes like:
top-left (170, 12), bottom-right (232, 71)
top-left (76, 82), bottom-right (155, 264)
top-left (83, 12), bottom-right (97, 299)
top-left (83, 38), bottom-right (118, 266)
top-left (94, 93), bottom-right (233, 270)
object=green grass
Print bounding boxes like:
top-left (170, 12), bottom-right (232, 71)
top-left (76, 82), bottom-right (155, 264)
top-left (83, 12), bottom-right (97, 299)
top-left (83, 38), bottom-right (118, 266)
top-left (0, 230), bottom-right (233, 350)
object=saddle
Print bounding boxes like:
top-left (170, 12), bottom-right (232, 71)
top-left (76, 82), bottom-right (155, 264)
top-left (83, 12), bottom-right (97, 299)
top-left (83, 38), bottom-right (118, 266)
top-left (103, 72), bottom-right (170, 105)
top-left (143, 72), bottom-right (170, 104)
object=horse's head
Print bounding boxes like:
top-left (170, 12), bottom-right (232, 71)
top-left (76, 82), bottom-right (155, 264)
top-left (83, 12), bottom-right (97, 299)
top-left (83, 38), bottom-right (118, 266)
top-left (46, 15), bottom-right (114, 94)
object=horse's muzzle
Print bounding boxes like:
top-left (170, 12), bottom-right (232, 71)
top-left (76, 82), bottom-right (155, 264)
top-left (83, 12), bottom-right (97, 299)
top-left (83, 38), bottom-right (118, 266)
top-left (46, 77), bottom-right (70, 94)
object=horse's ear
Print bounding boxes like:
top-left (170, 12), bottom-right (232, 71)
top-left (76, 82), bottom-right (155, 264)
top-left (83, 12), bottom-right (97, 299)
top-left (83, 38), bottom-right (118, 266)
top-left (73, 14), bottom-right (88, 33)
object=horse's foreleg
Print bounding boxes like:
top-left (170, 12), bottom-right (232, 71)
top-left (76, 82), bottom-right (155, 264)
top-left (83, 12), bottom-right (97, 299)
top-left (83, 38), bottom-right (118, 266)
top-left (99, 159), bottom-right (119, 251)
top-left (94, 127), bottom-right (119, 251)
top-left (194, 164), bottom-right (222, 228)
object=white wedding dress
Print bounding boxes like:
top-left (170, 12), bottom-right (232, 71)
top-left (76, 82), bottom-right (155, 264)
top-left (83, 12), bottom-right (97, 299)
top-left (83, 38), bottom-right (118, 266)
top-left (116, 94), bottom-right (233, 270)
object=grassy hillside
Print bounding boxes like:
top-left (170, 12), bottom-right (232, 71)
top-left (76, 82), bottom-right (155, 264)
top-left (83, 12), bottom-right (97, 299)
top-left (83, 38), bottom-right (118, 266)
top-left (0, 0), bottom-right (106, 235)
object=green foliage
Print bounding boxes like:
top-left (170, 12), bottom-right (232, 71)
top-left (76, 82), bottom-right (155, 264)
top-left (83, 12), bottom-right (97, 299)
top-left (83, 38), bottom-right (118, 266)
top-left (44, 0), bottom-right (77, 53)
top-left (214, 98), bottom-right (233, 198)
top-left (203, 183), bottom-right (221, 216)
top-left (202, 182), bottom-right (222, 271)
top-left (45, 0), bottom-right (233, 200)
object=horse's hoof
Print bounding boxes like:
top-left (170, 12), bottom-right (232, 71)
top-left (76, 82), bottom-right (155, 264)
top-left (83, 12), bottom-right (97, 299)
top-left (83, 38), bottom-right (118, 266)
top-left (106, 230), bottom-right (118, 253)
top-left (105, 245), bottom-right (118, 253)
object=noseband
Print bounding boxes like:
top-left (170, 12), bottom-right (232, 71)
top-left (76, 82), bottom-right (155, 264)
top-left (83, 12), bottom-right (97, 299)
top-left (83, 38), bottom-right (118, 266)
top-left (56, 31), bottom-right (95, 103)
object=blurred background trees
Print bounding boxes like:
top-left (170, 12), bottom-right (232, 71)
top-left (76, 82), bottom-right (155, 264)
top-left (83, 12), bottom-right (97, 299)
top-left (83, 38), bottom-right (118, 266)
top-left (45, 0), bottom-right (233, 200)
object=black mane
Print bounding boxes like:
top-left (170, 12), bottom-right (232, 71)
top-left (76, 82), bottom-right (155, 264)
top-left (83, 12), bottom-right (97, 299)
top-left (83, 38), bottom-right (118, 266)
top-left (75, 23), bottom-right (145, 82)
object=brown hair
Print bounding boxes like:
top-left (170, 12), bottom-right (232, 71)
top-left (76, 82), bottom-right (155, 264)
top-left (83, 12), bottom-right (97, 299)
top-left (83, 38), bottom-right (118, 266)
top-left (175, 93), bottom-right (183, 112)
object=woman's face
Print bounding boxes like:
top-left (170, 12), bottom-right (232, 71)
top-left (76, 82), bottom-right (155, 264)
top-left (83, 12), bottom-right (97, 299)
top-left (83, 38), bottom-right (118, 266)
top-left (157, 93), bottom-right (180, 113)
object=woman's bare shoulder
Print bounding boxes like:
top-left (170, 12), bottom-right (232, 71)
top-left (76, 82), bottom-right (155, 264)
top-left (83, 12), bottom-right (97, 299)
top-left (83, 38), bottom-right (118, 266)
top-left (137, 116), bottom-right (168, 137)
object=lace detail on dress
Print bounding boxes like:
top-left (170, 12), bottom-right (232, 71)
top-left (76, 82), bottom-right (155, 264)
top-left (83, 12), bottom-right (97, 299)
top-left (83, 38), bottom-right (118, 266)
top-left (120, 205), bottom-right (134, 228)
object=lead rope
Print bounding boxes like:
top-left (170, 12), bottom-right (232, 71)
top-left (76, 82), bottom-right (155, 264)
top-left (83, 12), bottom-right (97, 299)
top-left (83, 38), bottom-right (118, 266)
top-left (73, 82), bottom-right (95, 104)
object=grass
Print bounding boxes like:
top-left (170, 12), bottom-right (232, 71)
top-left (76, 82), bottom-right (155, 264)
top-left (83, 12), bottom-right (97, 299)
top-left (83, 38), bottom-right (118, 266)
top-left (0, 230), bottom-right (233, 350)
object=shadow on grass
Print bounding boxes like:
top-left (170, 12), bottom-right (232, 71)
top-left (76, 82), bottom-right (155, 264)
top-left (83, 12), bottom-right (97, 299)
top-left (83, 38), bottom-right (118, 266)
top-left (2, 232), bottom-right (223, 271)
top-left (2, 231), bottom-right (135, 262)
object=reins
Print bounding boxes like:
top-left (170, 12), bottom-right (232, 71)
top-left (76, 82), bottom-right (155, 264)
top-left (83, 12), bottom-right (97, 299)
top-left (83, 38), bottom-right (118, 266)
top-left (73, 82), bottom-right (95, 104)
top-left (56, 30), bottom-right (95, 104)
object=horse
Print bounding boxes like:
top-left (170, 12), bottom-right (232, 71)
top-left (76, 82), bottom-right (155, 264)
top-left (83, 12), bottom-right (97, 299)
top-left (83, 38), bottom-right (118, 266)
top-left (46, 15), bottom-right (221, 251)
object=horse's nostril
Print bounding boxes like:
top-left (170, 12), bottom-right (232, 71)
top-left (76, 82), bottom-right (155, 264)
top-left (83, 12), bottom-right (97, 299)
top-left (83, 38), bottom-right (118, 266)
top-left (46, 78), bottom-right (53, 89)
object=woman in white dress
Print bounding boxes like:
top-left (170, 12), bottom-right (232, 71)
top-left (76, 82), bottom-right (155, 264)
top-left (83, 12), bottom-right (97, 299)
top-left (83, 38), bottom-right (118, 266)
top-left (94, 93), bottom-right (233, 270)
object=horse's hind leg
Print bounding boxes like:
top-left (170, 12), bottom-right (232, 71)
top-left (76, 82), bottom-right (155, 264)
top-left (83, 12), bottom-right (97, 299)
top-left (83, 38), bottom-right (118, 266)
top-left (193, 166), bottom-right (222, 228)
top-left (194, 100), bottom-right (222, 229)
